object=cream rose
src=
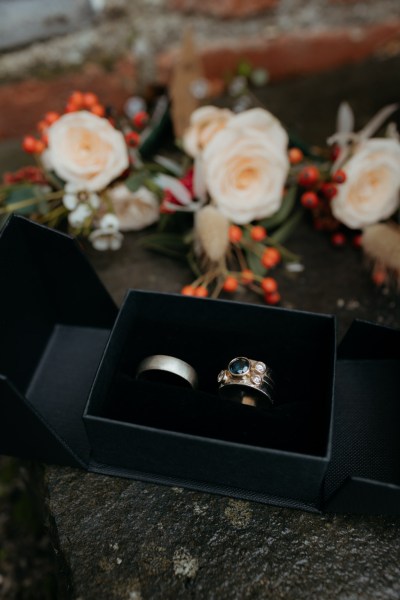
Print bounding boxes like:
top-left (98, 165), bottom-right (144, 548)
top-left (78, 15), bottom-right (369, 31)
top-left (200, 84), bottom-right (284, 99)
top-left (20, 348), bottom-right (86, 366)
top-left (182, 106), bottom-right (233, 158)
top-left (331, 139), bottom-right (400, 229)
top-left (227, 108), bottom-right (288, 152)
top-left (203, 124), bottom-right (289, 224)
top-left (46, 111), bottom-right (129, 191)
top-left (109, 185), bottom-right (159, 231)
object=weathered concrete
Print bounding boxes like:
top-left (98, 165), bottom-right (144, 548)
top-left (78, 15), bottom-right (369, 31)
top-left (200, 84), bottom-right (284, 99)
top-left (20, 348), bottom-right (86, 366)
top-left (45, 468), bottom-right (400, 600)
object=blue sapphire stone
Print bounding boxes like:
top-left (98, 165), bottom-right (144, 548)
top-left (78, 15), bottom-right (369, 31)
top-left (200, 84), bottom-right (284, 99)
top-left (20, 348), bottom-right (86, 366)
top-left (229, 357), bottom-right (250, 376)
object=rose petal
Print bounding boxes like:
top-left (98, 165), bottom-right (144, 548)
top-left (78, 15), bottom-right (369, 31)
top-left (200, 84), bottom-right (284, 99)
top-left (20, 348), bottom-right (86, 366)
top-left (47, 111), bottom-right (129, 191)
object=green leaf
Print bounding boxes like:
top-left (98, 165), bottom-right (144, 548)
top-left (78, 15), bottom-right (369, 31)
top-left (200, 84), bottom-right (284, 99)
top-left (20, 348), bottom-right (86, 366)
top-left (237, 60), bottom-right (253, 78)
top-left (3, 185), bottom-right (41, 215)
top-left (270, 208), bottom-right (304, 245)
top-left (125, 172), bottom-right (148, 193)
top-left (139, 101), bottom-right (174, 160)
top-left (245, 248), bottom-right (266, 277)
top-left (259, 186), bottom-right (297, 230)
top-left (142, 244), bottom-right (188, 260)
top-left (143, 178), bottom-right (164, 199)
top-left (140, 232), bottom-right (189, 253)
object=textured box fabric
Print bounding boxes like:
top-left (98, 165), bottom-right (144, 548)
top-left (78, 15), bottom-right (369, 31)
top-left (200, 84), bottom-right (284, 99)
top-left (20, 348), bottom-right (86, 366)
top-left (1, 215), bottom-right (400, 515)
top-left (0, 215), bottom-right (117, 465)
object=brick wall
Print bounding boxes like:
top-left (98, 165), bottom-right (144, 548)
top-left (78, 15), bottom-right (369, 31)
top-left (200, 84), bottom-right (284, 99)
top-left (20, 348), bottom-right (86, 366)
top-left (0, 0), bottom-right (399, 138)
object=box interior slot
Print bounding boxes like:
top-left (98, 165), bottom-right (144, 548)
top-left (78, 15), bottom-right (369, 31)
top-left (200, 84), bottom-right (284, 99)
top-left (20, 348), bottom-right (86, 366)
top-left (26, 324), bottom-right (110, 462)
top-left (325, 359), bottom-right (400, 499)
top-left (89, 292), bottom-right (335, 458)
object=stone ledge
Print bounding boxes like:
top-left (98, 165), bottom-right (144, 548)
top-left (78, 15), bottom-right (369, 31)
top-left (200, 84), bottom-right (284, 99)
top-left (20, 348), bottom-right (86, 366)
top-left (44, 465), bottom-right (400, 600)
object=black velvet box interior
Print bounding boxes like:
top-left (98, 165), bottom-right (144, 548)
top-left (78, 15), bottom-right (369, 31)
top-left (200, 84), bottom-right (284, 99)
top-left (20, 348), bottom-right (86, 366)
top-left (1, 215), bottom-right (400, 515)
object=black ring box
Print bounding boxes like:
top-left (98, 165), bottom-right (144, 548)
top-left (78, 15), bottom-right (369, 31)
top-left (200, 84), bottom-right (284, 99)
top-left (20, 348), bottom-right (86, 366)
top-left (1, 215), bottom-right (399, 515)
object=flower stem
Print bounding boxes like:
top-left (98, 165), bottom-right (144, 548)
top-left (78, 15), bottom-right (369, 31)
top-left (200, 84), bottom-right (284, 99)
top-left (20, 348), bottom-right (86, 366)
top-left (0, 191), bottom-right (63, 214)
top-left (234, 245), bottom-right (248, 270)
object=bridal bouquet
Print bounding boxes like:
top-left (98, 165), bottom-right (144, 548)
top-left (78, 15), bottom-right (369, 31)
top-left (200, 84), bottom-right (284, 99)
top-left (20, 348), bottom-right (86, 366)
top-left (2, 89), bottom-right (400, 302)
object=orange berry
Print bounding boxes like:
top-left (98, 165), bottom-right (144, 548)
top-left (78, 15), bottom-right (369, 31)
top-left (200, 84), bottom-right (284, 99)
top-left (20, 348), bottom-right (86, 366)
top-left (125, 131), bottom-right (141, 148)
top-left (44, 111), bottom-right (60, 125)
top-left (65, 102), bottom-right (78, 113)
top-left (132, 111), bottom-right (149, 129)
top-left (289, 147), bottom-right (304, 165)
top-left (250, 225), bottom-right (267, 241)
top-left (372, 270), bottom-right (386, 287)
top-left (91, 104), bottom-right (105, 117)
top-left (261, 277), bottom-right (278, 294)
top-left (223, 276), bottom-right (238, 293)
top-left (352, 233), bottom-right (363, 249)
top-left (229, 224), bottom-right (243, 243)
top-left (37, 120), bottom-right (48, 133)
top-left (241, 269), bottom-right (254, 284)
top-left (194, 286), bottom-right (208, 297)
top-left (181, 285), bottom-right (196, 296)
top-left (69, 91), bottom-right (84, 107)
top-left (298, 165), bottom-right (320, 187)
top-left (321, 182), bottom-right (337, 200)
top-left (34, 140), bottom-right (45, 154)
top-left (332, 169), bottom-right (346, 184)
top-left (22, 136), bottom-right (37, 153)
top-left (301, 191), bottom-right (319, 209)
top-left (331, 232), bottom-right (346, 247)
top-left (82, 92), bottom-right (98, 108)
top-left (264, 291), bottom-right (281, 305)
top-left (261, 247), bottom-right (281, 269)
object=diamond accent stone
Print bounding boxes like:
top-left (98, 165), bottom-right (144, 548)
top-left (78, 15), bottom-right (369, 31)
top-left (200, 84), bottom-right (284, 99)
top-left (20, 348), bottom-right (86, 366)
top-left (255, 362), bottom-right (266, 374)
top-left (229, 357), bottom-right (250, 376)
top-left (218, 370), bottom-right (226, 383)
top-left (251, 375), bottom-right (262, 385)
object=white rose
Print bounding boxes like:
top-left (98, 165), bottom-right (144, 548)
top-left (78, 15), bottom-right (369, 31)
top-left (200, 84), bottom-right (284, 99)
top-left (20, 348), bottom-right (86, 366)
top-left (331, 139), bottom-right (400, 229)
top-left (203, 124), bottom-right (289, 224)
top-left (182, 106), bottom-right (233, 158)
top-left (46, 111), bottom-right (129, 191)
top-left (109, 185), bottom-right (159, 231)
top-left (227, 108), bottom-right (288, 152)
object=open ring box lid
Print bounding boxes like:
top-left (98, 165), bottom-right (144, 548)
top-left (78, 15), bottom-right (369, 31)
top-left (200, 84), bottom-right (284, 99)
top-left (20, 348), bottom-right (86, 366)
top-left (0, 215), bottom-right (399, 515)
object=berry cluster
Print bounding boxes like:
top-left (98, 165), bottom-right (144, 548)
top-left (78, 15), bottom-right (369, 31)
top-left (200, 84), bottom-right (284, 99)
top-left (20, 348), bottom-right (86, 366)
top-left (21, 91), bottom-right (106, 156)
top-left (3, 165), bottom-right (47, 185)
top-left (21, 91), bottom-right (150, 160)
top-left (125, 111), bottom-right (149, 149)
top-left (291, 148), bottom-right (362, 249)
top-left (181, 223), bottom-right (282, 305)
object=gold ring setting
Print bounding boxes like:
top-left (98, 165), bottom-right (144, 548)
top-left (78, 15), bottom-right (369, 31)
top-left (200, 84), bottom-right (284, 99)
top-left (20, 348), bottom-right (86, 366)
top-left (218, 357), bottom-right (274, 408)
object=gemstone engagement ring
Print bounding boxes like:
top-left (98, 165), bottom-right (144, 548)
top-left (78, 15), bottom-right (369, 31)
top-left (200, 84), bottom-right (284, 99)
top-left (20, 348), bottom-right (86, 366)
top-left (218, 357), bottom-right (274, 408)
